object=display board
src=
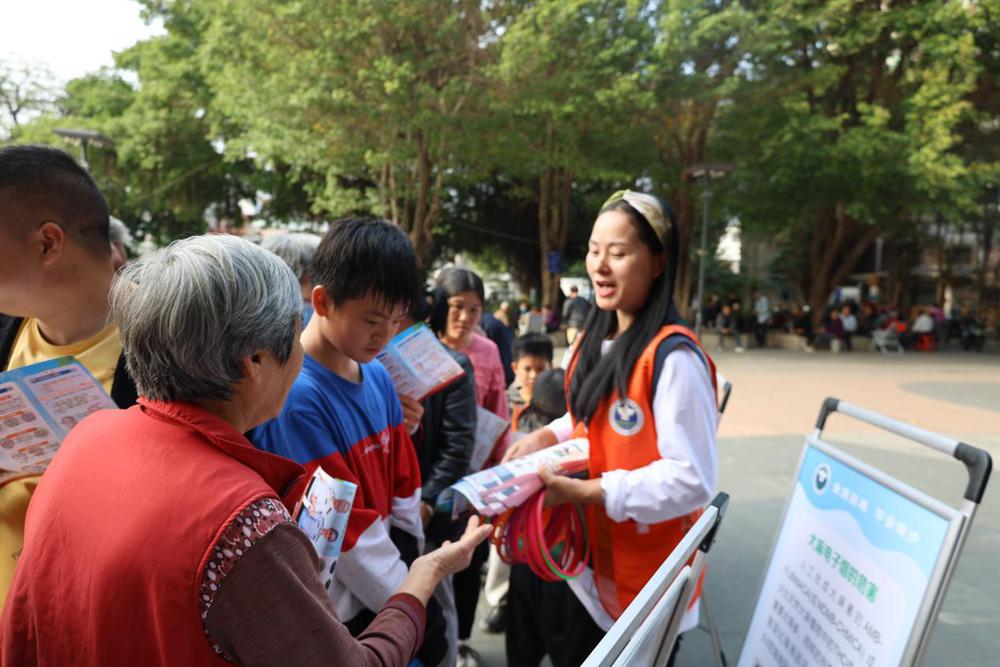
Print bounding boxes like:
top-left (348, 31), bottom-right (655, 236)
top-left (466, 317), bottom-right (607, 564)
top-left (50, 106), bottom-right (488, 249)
top-left (738, 438), bottom-right (963, 667)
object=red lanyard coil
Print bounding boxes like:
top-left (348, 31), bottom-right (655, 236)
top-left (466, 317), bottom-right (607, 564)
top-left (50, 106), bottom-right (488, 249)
top-left (490, 490), bottom-right (590, 582)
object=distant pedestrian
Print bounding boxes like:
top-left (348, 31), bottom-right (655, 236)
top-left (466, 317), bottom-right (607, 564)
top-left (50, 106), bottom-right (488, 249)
top-left (753, 290), bottom-right (770, 347)
top-left (561, 286), bottom-right (590, 345)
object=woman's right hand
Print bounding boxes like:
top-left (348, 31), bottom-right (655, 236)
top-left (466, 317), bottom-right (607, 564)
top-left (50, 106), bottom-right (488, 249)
top-left (501, 427), bottom-right (557, 463)
top-left (397, 517), bottom-right (492, 605)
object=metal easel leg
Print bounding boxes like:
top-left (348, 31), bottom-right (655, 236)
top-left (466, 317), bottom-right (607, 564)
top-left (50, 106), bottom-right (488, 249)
top-left (700, 591), bottom-right (727, 667)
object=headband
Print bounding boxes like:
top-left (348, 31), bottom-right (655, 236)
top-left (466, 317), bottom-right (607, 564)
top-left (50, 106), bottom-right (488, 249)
top-left (602, 190), bottom-right (671, 248)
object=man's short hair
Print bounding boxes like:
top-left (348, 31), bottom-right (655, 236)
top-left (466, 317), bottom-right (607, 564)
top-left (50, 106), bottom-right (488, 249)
top-left (0, 144), bottom-right (110, 256)
top-left (311, 217), bottom-right (419, 310)
top-left (514, 333), bottom-right (553, 363)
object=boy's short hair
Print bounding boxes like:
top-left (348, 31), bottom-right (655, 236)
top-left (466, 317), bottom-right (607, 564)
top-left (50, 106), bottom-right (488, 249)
top-left (0, 144), bottom-right (110, 256)
top-left (530, 368), bottom-right (566, 419)
top-left (311, 217), bottom-right (419, 310)
top-left (513, 333), bottom-right (553, 363)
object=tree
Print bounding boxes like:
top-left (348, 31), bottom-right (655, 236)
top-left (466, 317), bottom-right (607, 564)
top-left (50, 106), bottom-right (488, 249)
top-left (720, 0), bottom-right (986, 321)
top-left (640, 0), bottom-right (751, 316)
top-left (489, 0), bottom-right (652, 308)
top-left (196, 0), bottom-right (495, 261)
top-left (0, 59), bottom-right (59, 136)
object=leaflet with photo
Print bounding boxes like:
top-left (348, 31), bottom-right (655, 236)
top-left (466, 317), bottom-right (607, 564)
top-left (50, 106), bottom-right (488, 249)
top-left (293, 467), bottom-right (357, 589)
top-left (439, 438), bottom-right (590, 518)
top-left (469, 406), bottom-right (510, 472)
top-left (0, 356), bottom-right (117, 474)
top-left (376, 323), bottom-right (465, 400)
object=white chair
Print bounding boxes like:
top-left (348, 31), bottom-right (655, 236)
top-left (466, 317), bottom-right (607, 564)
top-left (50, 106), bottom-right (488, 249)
top-left (870, 327), bottom-right (904, 354)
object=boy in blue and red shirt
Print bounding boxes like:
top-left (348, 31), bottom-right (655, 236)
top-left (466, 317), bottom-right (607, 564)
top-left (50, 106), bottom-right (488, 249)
top-left (251, 217), bottom-right (446, 663)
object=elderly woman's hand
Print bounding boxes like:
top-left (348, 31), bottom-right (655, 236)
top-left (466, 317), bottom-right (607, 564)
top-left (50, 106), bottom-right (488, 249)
top-left (397, 517), bottom-right (492, 605)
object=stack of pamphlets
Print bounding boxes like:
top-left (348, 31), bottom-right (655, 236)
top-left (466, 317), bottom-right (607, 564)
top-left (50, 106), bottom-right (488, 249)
top-left (438, 438), bottom-right (590, 518)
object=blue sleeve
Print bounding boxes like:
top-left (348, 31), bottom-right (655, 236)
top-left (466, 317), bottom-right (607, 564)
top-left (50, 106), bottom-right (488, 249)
top-left (369, 360), bottom-right (404, 427)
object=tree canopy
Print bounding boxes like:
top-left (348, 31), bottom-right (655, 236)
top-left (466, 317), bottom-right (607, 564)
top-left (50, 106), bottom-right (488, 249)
top-left (2, 0), bottom-right (995, 311)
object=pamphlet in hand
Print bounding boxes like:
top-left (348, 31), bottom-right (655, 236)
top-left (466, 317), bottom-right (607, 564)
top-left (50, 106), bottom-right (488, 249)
top-left (293, 467), bottom-right (357, 588)
top-left (0, 356), bottom-right (117, 474)
top-left (438, 438), bottom-right (590, 518)
top-left (469, 406), bottom-right (510, 472)
top-left (376, 323), bottom-right (465, 401)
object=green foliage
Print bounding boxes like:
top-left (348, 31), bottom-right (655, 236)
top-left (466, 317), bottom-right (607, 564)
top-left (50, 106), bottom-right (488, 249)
top-left (2, 0), bottom-right (994, 306)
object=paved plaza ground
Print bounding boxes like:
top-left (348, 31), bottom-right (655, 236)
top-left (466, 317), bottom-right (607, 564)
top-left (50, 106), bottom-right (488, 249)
top-left (470, 348), bottom-right (1000, 666)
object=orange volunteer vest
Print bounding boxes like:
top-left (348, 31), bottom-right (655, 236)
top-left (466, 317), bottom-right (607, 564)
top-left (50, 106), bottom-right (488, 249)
top-left (567, 324), bottom-right (717, 619)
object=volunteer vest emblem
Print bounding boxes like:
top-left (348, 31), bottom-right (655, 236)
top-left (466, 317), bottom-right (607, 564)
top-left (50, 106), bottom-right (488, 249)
top-left (609, 398), bottom-right (643, 436)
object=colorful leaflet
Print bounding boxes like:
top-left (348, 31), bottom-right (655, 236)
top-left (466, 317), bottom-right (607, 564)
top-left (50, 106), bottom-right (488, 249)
top-left (0, 356), bottom-right (116, 474)
top-left (376, 323), bottom-right (465, 401)
top-left (293, 467), bottom-right (357, 590)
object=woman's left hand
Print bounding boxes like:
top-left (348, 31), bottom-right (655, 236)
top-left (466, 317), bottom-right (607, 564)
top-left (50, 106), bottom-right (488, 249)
top-left (538, 466), bottom-right (603, 508)
top-left (399, 394), bottom-right (424, 434)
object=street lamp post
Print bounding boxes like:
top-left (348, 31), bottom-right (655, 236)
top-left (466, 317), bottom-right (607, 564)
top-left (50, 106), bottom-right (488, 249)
top-left (683, 162), bottom-right (733, 338)
top-left (52, 128), bottom-right (112, 171)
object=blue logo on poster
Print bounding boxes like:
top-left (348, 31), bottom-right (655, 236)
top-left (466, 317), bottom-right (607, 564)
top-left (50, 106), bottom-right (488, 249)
top-left (813, 463), bottom-right (831, 494)
top-left (610, 399), bottom-right (644, 436)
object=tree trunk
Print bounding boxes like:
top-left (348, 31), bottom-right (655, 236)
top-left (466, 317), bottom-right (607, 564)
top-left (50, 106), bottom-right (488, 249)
top-left (672, 186), bottom-right (695, 319)
top-left (536, 165), bottom-right (573, 311)
top-left (806, 204), bottom-right (880, 326)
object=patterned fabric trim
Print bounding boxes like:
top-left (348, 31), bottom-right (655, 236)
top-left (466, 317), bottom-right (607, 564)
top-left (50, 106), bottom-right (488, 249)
top-left (199, 496), bottom-right (292, 661)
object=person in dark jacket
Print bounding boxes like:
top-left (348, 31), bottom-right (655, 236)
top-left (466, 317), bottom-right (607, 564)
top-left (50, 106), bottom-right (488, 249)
top-left (402, 288), bottom-right (478, 665)
top-left (480, 310), bottom-right (515, 388)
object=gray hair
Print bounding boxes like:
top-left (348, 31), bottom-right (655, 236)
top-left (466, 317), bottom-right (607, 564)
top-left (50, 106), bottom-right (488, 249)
top-left (260, 233), bottom-right (321, 281)
top-left (110, 234), bottom-right (300, 402)
top-left (108, 216), bottom-right (133, 252)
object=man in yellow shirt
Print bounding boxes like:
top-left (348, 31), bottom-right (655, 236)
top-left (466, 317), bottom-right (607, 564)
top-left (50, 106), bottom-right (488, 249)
top-left (0, 145), bottom-right (137, 611)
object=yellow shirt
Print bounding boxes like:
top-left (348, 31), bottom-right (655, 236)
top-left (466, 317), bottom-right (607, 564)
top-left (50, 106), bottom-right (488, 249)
top-left (5, 318), bottom-right (122, 394)
top-left (1, 318), bottom-right (121, 610)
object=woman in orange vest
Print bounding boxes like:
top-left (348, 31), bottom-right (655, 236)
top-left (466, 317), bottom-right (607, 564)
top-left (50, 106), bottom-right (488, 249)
top-left (502, 190), bottom-right (718, 667)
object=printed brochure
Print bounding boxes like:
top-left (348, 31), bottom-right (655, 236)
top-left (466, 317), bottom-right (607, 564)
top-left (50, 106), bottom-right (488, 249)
top-left (376, 323), bottom-right (465, 401)
top-left (0, 356), bottom-right (117, 474)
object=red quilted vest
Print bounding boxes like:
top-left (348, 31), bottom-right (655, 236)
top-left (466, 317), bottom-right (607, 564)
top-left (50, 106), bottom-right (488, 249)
top-left (0, 399), bottom-right (304, 665)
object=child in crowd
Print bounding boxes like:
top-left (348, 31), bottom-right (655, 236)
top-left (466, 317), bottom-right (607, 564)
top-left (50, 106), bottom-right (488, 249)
top-left (250, 218), bottom-right (447, 665)
top-left (507, 333), bottom-right (555, 434)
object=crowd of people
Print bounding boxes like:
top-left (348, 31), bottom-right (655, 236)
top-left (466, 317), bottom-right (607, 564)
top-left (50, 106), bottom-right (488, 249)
top-left (701, 291), bottom-right (996, 354)
top-left (0, 146), bottom-right (721, 667)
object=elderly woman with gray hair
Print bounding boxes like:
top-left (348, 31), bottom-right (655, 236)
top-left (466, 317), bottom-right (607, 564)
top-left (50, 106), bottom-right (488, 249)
top-left (0, 234), bottom-right (489, 667)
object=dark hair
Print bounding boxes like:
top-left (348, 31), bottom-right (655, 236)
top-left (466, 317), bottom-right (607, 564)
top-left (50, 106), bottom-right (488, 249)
top-left (435, 267), bottom-right (485, 306)
top-left (423, 287), bottom-right (450, 336)
top-left (569, 194), bottom-right (680, 425)
top-left (409, 289), bottom-right (433, 324)
top-left (531, 368), bottom-right (567, 420)
top-left (311, 217), bottom-right (419, 311)
top-left (0, 144), bottom-right (110, 256)
top-left (514, 333), bottom-right (553, 363)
